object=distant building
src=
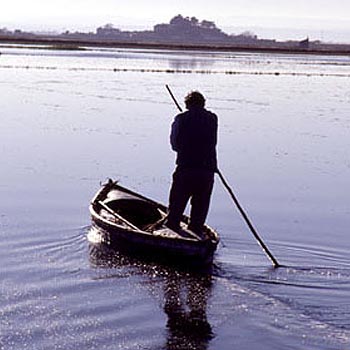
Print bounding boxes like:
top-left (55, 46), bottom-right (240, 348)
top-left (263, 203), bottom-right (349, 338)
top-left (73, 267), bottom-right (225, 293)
top-left (96, 24), bottom-right (121, 37)
top-left (230, 31), bottom-right (258, 44)
top-left (299, 37), bottom-right (310, 49)
top-left (0, 27), bottom-right (10, 34)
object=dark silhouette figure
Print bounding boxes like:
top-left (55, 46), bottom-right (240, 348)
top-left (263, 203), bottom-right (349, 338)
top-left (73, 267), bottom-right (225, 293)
top-left (166, 91), bottom-right (218, 236)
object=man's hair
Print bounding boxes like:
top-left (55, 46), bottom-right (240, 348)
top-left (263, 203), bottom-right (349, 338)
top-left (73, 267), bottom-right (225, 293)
top-left (184, 91), bottom-right (205, 109)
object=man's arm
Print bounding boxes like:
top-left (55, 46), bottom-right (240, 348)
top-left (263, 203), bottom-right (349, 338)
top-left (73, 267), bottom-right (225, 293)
top-left (213, 114), bottom-right (218, 146)
top-left (170, 116), bottom-right (180, 151)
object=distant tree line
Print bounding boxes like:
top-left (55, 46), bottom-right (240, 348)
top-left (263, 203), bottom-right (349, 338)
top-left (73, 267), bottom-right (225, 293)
top-left (93, 15), bottom-right (260, 44)
top-left (3, 15), bottom-right (340, 53)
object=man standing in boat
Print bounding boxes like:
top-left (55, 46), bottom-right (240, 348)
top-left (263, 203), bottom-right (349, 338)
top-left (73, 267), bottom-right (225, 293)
top-left (166, 91), bottom-right (218, 237)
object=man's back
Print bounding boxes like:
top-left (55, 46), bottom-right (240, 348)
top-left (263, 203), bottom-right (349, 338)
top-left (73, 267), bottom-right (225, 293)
top-left (170, 107), bottom-right (218, 171)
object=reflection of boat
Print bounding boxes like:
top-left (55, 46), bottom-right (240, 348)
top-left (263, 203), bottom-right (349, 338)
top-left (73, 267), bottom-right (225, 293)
top-left (89, 179), bottom-right (219, 266)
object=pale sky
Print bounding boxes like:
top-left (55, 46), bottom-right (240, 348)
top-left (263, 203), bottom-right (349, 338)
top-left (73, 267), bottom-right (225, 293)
top-left (1, 0), bottom-right (350, 42)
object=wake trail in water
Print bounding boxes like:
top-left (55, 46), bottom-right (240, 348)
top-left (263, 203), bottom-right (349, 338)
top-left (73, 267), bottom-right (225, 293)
top-left (214, 268), bottom-right (350, 349)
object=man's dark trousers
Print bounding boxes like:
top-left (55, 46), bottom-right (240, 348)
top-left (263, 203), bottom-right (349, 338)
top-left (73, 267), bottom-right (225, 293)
top-left (167, 167), bottom-right (214, 233)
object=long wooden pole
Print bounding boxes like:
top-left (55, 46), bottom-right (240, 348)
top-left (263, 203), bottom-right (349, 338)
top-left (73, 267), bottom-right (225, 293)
top-left (216, 171), bottom-right (280, 267)
top-left (166, 84), bottom-right (183, 112)
top-left (165, 84), bottom-right (281, 268)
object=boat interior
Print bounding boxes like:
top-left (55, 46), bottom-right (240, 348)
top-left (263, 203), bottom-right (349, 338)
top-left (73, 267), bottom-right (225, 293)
top-left (103, 198), bottom-right (164, 230)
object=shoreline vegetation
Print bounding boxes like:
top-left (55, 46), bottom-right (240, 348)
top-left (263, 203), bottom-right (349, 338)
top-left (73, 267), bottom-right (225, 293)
top-left (1, 14), bottom-right (350, 56)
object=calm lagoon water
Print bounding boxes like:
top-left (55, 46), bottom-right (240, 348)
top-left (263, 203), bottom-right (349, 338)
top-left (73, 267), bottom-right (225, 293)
top-left (0, 45), bottom-right (350, 349)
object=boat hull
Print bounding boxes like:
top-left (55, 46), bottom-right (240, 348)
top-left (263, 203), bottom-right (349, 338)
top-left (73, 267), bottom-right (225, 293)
top-left (89, 180), bottom-right (219, 266)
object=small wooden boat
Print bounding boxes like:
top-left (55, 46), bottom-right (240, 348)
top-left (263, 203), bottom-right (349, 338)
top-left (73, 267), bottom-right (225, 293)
top-left (88, 179), bottom-right (219, 266)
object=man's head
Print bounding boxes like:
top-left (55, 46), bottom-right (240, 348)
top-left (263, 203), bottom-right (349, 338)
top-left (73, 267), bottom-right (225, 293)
top-left (184, 91), bottom-right (205, 109)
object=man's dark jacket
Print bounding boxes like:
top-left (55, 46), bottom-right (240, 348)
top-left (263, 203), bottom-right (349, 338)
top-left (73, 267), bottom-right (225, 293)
top-left (170, 107), bottom-right (218, 171)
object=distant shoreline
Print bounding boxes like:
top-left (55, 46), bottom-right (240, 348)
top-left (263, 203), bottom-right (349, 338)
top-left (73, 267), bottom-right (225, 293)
top-left (1, 36), bottom-right (350, 56)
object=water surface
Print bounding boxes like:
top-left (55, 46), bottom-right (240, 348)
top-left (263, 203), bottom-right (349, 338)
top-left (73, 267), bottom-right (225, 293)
top-left (0, 45), bottom-right (350, 349)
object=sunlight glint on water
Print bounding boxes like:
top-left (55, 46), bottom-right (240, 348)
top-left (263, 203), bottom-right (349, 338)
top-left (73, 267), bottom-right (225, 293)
top-left (0, 45), bottom-right (349, 349)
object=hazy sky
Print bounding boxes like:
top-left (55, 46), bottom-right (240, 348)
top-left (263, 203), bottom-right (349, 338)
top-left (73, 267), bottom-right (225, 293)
top-left (1, 0), bottom-right (350, 41)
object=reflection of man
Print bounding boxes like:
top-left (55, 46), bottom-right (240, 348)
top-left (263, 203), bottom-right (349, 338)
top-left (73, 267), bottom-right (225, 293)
top-left (166, 91), bottom-right (218, 237)
top-left (164, 270), bottom-right (213, 349)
